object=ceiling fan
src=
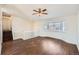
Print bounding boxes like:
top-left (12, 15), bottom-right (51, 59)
top-left (32, 8), bottom-right (48, 16)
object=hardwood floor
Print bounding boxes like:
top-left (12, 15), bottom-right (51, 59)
top-left (1, 36), bottom-right (79, 55)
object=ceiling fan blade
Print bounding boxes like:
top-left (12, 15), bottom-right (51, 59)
top-left (32, 13), bottom-right (38, 15)
top-left (33, 10), bottom-right (38, 12)
top-left (42, 9), bottom-right (47, 12)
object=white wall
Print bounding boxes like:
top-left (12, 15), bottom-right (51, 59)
top-left (77, 12), bottom-right (79, 49)
top-left (33, 15), bottom-right (78, 44)
top-left (12, 16), bottom-right (34, 40)
top-left (2, 16), bottom-right (12, 31)
top-left (12, 15), bottom-right (78, 49)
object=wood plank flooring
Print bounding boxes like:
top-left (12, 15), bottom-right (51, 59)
top-left (1, 37), bottom-right (79, 55)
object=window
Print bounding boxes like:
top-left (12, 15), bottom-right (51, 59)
top-left (45, 21), bottom-right (64, 32)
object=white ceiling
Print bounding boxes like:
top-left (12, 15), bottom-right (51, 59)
top-left (1, 4), bottom-right (79, 20)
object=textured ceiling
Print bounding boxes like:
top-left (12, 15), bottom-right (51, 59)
top-left (1, 4), bottom-right (79, 20)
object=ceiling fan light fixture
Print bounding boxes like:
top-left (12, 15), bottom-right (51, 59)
top-left (32, 8), bottom-right (48, 16)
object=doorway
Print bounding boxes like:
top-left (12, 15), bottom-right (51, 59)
top-left (2, 12), bottom-right (13, 42)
